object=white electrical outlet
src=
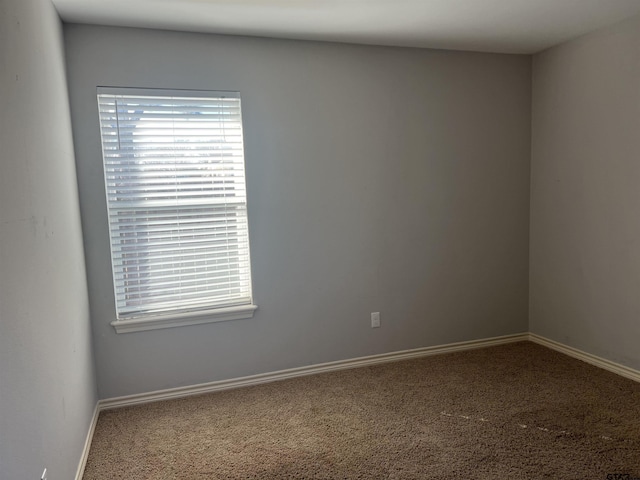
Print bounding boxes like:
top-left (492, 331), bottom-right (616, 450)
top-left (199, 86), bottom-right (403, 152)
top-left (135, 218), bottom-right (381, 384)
top-left (371, 312), bottom-right (381, 328)
top-left (41, 468), bottom-right (47, 480)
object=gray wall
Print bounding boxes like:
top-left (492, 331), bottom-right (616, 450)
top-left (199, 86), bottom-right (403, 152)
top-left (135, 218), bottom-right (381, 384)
top-left (65, 24), bottom-right (532, 399)
top-left (530, 14), bottom-right (640, 370)
top-left (0, 1), bottom-right (97, 478)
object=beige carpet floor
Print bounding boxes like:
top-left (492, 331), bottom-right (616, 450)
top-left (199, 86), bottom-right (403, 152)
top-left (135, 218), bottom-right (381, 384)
top-left (83, 342), bottom-right (640, 479)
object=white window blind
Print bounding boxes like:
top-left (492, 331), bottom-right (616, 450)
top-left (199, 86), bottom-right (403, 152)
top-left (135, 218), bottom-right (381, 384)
top-left (97, 87), bottom-right (253, 323)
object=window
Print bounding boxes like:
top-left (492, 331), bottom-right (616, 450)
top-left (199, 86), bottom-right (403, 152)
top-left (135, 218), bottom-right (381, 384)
top-left (97, 87), bottom-right (256, 333)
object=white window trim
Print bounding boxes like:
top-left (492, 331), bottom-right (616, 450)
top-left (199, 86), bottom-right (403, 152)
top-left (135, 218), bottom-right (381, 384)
top-left (97, 87), bottom-right (257, 333)
top-left (111, 304), bottom-right (258, 333)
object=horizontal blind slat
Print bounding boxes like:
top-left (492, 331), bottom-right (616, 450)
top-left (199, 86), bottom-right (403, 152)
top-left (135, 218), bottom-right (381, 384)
top-left (112, 247), bottom-right (249, 264)
top-left (117, 296), bottom-right (252, 317)
top-left (115, 275), bottom-right (249, 294)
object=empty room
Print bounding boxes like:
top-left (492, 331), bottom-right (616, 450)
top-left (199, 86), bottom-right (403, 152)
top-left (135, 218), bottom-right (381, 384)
top-left (2, 0), bottom-right (640, 478)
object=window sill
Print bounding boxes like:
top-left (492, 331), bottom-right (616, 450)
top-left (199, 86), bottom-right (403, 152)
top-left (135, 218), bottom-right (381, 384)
top-left (110, 304), bottom-right (258, 334)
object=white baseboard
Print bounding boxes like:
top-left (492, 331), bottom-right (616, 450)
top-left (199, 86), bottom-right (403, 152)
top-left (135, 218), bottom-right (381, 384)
top-left (528, 333), bottom-right (640, 383)
top-left (75, 402), bottom-right (100, 480)
top-left (95, 332), bottom-right (640, 411)
top-left (99, 332), bottom-right (529, 410)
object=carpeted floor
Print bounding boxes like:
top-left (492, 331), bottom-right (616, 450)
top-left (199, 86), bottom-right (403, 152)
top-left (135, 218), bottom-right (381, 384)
top-left (83, 342), bottom-right (640, 479)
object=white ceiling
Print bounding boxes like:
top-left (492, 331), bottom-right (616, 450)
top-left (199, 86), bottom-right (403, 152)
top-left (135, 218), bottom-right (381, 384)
top-left (51, 0), bottom-right (640, 54)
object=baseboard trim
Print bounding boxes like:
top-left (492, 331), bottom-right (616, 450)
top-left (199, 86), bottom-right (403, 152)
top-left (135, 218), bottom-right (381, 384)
top-left (528, 333), bottom-right (640, 383)
top-left (99, 333), bottom-right (529, 410)
top-left (96, 333), bottom-right (640, 412)
top-left (75, 402), bottom-right (100, 480)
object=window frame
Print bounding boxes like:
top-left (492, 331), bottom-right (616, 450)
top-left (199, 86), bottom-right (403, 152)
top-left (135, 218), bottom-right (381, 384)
top-left (96, 86), bottom-right (257, 333)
